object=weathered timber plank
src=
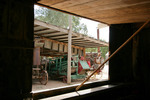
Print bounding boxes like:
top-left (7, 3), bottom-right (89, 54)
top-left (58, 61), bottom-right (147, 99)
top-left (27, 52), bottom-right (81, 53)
top-left (38, 0), bottom-right (68, 6)
top-left (48, 0), bottom-right (95, 8)
top-left (63, 0), bottom-right (150, 13)
top-left (52, 42), bottom-right (59, 51)
top-left (59, 44), bottom-right (63, 52)
top-left (86, 3), bottom-right (150, 18)
top-left (96, 14), bottom-right (150, 24)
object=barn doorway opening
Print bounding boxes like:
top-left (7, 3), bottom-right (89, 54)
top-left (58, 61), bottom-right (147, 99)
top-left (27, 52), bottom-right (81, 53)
top-left (32, 5), bottom-right (109, 92)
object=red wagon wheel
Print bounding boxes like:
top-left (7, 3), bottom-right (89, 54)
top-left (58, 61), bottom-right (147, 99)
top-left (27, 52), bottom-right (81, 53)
top-left (39, 70), bottom-right (48, 85)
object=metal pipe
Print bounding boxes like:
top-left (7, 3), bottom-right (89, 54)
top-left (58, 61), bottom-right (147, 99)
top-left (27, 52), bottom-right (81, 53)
top-left (97, 28), bottom-right (100, 52)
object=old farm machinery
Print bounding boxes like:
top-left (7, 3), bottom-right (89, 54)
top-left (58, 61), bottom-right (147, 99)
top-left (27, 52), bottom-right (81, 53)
top-left (32, 65), bottom-right (48, 85)
top-left (32, 47), bottom-right (48, 85)
top-left (32, 58), bottom-right (48, 85)
top-left (86, 52), bottom-right (105, 79)
top-left (48, 55), bottom-right (91, 82)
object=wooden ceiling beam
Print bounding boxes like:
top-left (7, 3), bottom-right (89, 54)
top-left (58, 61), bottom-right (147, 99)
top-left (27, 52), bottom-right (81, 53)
top-left (39, 0), bottom-right (68, 6)
top-left (43, 32), bottom-right (67, 37)
top-left (85, 3), bottom-right (150, 18)
top-left (50, 0), bottom-right (96, 8)
top-left (36, 31), bottom-right (60, 36)
top-left (36, 0), bottom-right (150, 24)
top-left (48, 36), bottom-right (77, 40)
top-left (96, 13), bottom-right (150, 24)
top-left (64, 1), bottom-right (150, 14)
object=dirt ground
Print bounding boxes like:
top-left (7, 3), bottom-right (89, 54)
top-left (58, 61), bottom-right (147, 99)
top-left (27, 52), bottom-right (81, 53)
top-left (32, 65), bottom-right (109, 92)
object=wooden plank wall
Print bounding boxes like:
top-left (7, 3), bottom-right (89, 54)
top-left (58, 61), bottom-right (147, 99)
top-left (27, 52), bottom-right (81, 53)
top-left (0, 0), bottom-right (34, 99)
top-left (133, 25), bottom-right (150, 97)
top-left (109, 23), bottom-right (150, 98)
top-left (109, 23), bottom-right (133, 82)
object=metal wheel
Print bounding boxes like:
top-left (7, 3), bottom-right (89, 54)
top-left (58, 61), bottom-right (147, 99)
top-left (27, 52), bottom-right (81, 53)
top-left (39, 70), bottom-right (48, 85)
top-left (63, 76), bottom-right (67, 83)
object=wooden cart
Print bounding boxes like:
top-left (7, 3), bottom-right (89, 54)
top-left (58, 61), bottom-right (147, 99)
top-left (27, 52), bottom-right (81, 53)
top-left (32, 59), bottom-right (48, 85)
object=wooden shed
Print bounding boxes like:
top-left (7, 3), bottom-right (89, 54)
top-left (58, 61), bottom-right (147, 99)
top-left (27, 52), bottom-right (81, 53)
top-left (34, 19), bottom-right (108, 56)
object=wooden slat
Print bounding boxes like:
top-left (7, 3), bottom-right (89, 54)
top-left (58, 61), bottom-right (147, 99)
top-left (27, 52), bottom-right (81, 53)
top-left (64, 0), bottom-right (150, 13)
top-left (60, 40), bottom-right (89, 43)
top-left (86, 3), bottom-right (150, 18)
top-left (73, 44), bottom-right (103, 48)
top-left (42, 32), bottom-right (67, 36)
top-left (48, 36), bottom-right (77, 40)
top-left (34, 28), bottom-right (49, 32)
top-left (36, 31), bottom-right (60, 35)
top-left (48, 0), bottom-right (95, 8)
top-left (38, 0), bottom-right (68, 5)
top-left (73, 42), bottom-right (102, 46)
top-left (43, 33), bottom-right (68, 39)
top-left (96, 13), bottom-right (150, 24)
top-left (46, 34), bottom-right (68, 39)
top-left (72, 40), bottom-right (93, 43)
top-left (63, 40), bottom-right (91, 43)
top-left (59, 38), bottom-right (84, 41)
top-left (34, 25), bottom-right (39, 27)
top-left (34, 26), bottom-right (45, 31)
top-left (60, 0), bottom-right (121, 12)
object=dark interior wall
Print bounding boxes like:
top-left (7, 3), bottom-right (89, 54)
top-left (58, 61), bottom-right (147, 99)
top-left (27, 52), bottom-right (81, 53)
top-left (109, 24), bottom-right (134, 83)
top-left (133, 26), bottom-right (150, 97)
top-left (0, 0), bottom-right (34, 99)
top-left (109, 23), bottom-right (150, 98)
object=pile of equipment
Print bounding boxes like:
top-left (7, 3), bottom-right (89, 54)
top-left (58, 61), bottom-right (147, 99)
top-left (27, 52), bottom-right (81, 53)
top-left (48, 55), bottom-right (91, 82)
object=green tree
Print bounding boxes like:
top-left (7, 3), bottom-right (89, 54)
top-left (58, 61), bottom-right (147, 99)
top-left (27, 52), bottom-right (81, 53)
top-left (34, 6), bottom-right (88, 34)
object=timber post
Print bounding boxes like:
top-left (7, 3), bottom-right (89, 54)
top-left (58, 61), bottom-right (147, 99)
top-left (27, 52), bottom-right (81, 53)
top-left (67, 15), bottom-right (72, 84)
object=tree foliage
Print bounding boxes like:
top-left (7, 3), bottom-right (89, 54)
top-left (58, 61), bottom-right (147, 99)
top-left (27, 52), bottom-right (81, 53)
top-left (34, 6), bottom-right (88, 34)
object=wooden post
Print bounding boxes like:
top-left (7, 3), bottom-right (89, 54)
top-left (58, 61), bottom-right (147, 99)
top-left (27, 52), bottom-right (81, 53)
top-left (97, 28), bottom-right (100, 52)
top-left (83, 48), bottom-right (86, 59)
top-left (33, 47), bottom-right (40, 66)
top-left (67, 15), bottom-right (72, 84)
top-left (97, 24), bottom-right (100, 53)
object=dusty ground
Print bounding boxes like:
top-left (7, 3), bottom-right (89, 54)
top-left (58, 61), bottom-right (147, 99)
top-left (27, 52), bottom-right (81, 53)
top-left (32, 65), bottom-right (109, 91)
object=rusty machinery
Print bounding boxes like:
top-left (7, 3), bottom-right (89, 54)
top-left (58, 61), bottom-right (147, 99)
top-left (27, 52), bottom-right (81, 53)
top-left (32, 47), bottom-right (48, 85)
top-left (49, 55), bottom-right (91, 82)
